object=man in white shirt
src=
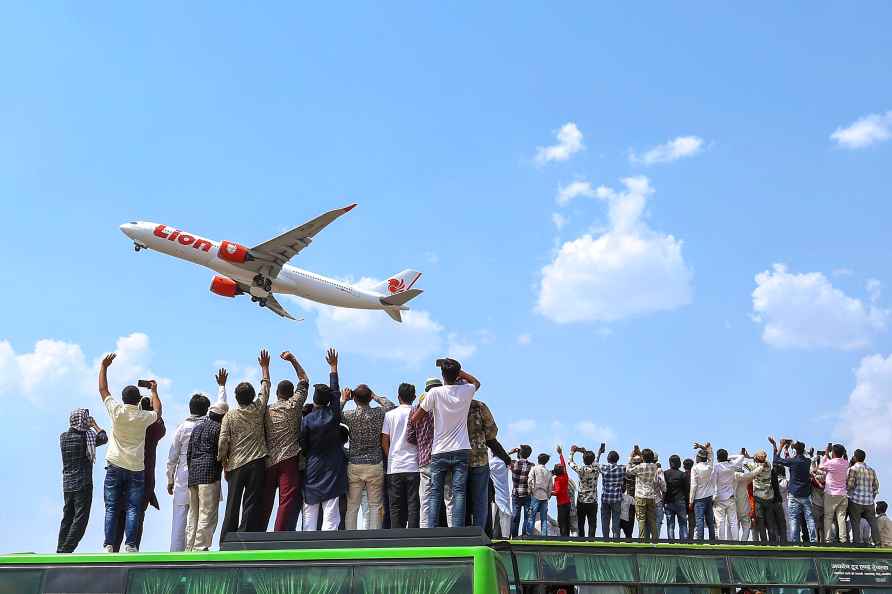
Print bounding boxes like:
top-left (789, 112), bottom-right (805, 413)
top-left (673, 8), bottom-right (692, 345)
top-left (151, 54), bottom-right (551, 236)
top-left (165, 393), bottom-right (210, 551)
top-left (98, 353), bottom-right (162, 553)
top-left (410, 357), bottom-right (480, 528)
top-left (713, 448), bottom-right (747, 541)
top-left (382, 383), bottom-right (420, 528)
top-left (689, 442), bottom-right (716, 541)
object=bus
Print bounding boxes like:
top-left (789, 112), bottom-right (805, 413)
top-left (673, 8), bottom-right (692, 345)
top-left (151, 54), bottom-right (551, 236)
top-left (0, 528), bottom-right (508, 594)
top-left (494, 539), bottom-right (892, 594)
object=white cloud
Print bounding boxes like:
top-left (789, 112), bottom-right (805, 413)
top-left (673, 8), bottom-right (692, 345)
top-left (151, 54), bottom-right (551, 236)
top-left (837, 353), bottom-right (892, 454)
top-left (508, 419), bottom-right (536, 434)
top-left (288, 278), bottom-right (476, 367)
top-left (752, 264), bottom-right (889, 350)
top-left (830, 110), bottom-right (892, 149)
top-left (551, 213), bottom-right (568, 231)
top-left (535, 122), bottom-right (584, 164)
top-left (574, 420), bottom-right (615, 443)
top-left (833, 268), bottom-right (855, 277)
top-left (517, 333), bottom-right (532, 346)
top-left (537, 176), bottom-right (694, 323)
top-left (867, 278), bottom-right (882, 303)
top-left (0, 333), bottom-right (169, 406)
top-left (556, 180), bottom-right (612, 206)
top-left (631, 135), bottom-right (704, 165)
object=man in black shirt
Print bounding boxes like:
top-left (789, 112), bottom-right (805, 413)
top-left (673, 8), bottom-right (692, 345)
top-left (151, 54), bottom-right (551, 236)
top-left (683, 458), bottom-right (695, 542)
top-left (663, 454), bottom-right (690, 541)
top-left (58, 408), bottom-right (108, 553)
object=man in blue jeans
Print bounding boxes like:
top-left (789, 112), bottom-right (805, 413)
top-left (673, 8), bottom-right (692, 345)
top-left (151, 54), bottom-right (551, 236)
top-left (689, 442), bottom-right (716, 541)
top-left (98, 352), bottom-right (162, 553)
top-left (771, 437), bottom-right (817, 542)
top-left (466, 399), bottom-right (499, 529)
top-left (411, 358), bottom-right (480, 528)
top-left (509, 445), bottom-right (534, 537)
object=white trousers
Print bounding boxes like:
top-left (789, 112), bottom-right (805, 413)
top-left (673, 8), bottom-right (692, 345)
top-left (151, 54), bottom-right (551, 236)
top-left (736, 494), bottom-right (752, 541)
top-left (714, 497), bottom-right (738, 541)
top-left (171, 502), bottom-right (189, 552)
top-left (303, 497), bottom-right (340, 531)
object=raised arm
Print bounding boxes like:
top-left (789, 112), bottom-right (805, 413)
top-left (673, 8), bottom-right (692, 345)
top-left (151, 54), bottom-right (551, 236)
top-left (373, 390), bottom-right (397, 411)
top-left (215, 368), bottom-right (229, 405)
top-left (280, 350), bottom-right (309, 383)
top-left (148, 379), bottom-right (162, 417)
top-left (326, 348), bottom-right (340, 394)
top-left (89, 417), bottom-right (108, 447)
top-left (458, 369), bottom-right (481, 391)
top-left (98, 353), bottom-right (115, 401)
top-left (257, 349), bottom-right (271, 408)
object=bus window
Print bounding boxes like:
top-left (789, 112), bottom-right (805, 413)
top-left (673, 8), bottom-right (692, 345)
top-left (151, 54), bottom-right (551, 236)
top-left (239, 566), bottom-right (350, 594)
top-left (729, 558), bottom-right (818, 586)
top-left (541, 553), bottom-right (636, 583)
top-left (127, 567), bottom-right (238, 594)
top-left (0, 569), bottom-right (42, 594)
top-left (638, 557), bottom-right (729, 585)
top-left (516, 553), bottom-right (540, 582)
top-left (354, 563), bottom-right (473, 594)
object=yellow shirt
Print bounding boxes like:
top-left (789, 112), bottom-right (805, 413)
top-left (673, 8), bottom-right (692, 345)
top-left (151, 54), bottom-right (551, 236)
top-left (104, 398), bottom-right (158, 472)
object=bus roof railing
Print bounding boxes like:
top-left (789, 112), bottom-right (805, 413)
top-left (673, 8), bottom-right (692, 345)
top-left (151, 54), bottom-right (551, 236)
top-left (221, 527), bottom-right (491, 551)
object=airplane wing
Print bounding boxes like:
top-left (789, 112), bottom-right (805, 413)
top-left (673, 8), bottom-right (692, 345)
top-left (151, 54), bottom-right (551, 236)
top-left (247, 204), bottom-right (357, 278)
top-left (263, 294), bottom-right (299, 321)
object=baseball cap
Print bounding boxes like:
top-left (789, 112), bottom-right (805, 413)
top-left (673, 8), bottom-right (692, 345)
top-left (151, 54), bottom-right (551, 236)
top-left (425, 377), bottom-right (443, 391)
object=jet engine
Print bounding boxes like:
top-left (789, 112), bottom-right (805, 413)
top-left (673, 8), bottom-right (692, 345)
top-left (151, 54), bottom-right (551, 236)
top-left (209, 275), bottom-right (242, 298)
top-left (217, 240), bottom-right (251, 264)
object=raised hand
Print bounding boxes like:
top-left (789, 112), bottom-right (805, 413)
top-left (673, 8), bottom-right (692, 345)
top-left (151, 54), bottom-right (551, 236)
top-left (101, 353), bottom-right (116, 368)
top-left (570, 445), bottom-right (578, 453)
top-left (280, 351), bottom-right (295, 362)
top-left (258, 349), bottom-right (271, 368)
top-left (216, 368), bottom-right (228, 386)
top-left (342, 387), bottom-right (352, 402)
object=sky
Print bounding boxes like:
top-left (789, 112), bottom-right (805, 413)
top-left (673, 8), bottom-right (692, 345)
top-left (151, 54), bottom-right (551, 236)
top-left (1, 4), bottom-right (891, 552)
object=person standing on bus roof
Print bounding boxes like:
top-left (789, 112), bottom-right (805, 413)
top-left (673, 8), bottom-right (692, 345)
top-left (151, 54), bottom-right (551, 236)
top-left (627, 446), bottom-right (661, 542)
top-left (663, 455), bottom-right (689, 541)
top-left (218, 349), bottom-right (271, 540)
top-left (526, 453), bottom-right (553, 536)
top-left (381, 383), bottom-right (421, 528)
top-left (97, 352), bottom-right (162, 553)
top-left (166, 392), bottom-right (209, 551)
top-left (301, 349), bottom-right (347, 531)
top-left (466, 399), bottom-right (499, 530)
top-left (771, 438), bottom-right (817, 543)
top-left (58, 409), bottom-right (108, 553)
top-left (552, 446), bottom-right (572, 536)
top-left (569, 444), bottom-right (601, 538)
top-left (507, 445), bottom-right (534, 537)
top-left (847, 448), bottom-right (880, 546)
top-left (876, 501), bottom-right (892, 547)
top-left (410, 357), bottom-right (480, 529)
top-left (689, 442), bottom-right (717, 541)
top-left (406, 377), bottom-right (442, 528)
top-left (260, 351), bottom-right (309, 532)
top-left (733, 452), bottom-right (759, 542)
top-left (598, 449), bottom-right (627, 539)
top-left (711, 447), bottom-right (746, 541)
top-left (341, 377), bottom-right (395, 531)
top-left (186, 370), bottom-right (228, 551)
top-left (819, 443), bottom-right (850, 543)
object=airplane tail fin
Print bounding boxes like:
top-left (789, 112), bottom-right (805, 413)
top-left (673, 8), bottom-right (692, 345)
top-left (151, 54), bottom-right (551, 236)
top-left (371, 270), bottom-right (422, 296)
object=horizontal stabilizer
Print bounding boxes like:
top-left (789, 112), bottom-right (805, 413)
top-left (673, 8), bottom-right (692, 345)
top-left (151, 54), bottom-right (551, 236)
top-left (380, 288), bottom-right (423, 307)
top-left (385, 309), bottom-right (402, 323)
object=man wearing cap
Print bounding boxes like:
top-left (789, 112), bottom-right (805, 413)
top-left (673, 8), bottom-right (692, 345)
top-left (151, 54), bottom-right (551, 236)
top-left (58, 409), bottom-right (108, 553)
top-left (410, 357), bottom-right (481, 529)
top-left (408, 377), bottom-right (442, 528)
top-left (185, 369), bottom-right (229, 551)
top-left (98, 352), bottom-right (162, 553)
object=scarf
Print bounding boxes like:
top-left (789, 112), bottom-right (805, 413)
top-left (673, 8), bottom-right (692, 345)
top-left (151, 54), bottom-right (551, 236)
top-left (70, 408), bottom-right (97, 463)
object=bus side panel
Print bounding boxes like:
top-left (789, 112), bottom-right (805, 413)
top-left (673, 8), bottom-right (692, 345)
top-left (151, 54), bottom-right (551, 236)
top-left (44, 566), bottom-right (128, 593)
top-left (474, 548), bottom-right (500, 594)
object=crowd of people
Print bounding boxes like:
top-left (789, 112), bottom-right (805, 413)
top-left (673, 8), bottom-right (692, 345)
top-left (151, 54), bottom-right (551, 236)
top-left (56, 347), bottom-right (892, 553)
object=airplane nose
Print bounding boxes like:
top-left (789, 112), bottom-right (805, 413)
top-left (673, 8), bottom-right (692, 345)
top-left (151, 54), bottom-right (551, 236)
top-left (120, 222), bottom-right (137, 238)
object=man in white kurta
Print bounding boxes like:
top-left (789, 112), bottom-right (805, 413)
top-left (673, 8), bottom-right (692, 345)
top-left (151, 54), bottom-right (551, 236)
top-left (489, 450), bottom-right (513, 538)
top-left (166, 393), bottom-right (210, 551)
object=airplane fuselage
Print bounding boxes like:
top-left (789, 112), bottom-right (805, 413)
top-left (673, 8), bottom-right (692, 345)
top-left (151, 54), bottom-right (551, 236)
top-left (121, 222), bottom-right (388, 310)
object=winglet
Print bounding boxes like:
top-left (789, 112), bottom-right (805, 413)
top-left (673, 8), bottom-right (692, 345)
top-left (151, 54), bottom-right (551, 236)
top-left (344, 203), bottom-right (357, 212)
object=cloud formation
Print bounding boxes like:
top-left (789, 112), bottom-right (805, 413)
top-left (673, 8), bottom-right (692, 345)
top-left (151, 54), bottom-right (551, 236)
top-left (631, 136), bottom-right (704, 165)
top-left (751, 264), bottom-right (889, 350)
top-left (831, 110), bottom-right (892, 149)
top-left (837, 353), bottom-right (892, 453)
top-left (537, 176), bottom-right (693, 323)
top-left (556, 180), bottom-right (611, 206)
top-left (535, 122), bottom-right (584, 164)
top-left (0, 333), bottom-right (168, 406)
top-left (289, 278), bottom-right (477, 367)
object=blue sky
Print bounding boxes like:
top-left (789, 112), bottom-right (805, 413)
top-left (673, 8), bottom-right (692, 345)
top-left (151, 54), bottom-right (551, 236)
top-left (2, 4), bottom-right (891, 551)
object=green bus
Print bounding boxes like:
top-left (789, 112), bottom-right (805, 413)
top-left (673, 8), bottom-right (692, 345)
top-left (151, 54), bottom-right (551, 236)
top-left (0, 528), bottom-right (507, 594)
top-left (495, 539), bottom-right (892, 594)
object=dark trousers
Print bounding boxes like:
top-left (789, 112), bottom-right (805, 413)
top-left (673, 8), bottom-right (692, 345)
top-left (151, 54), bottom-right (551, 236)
top-left (577, 500), bottom-right (598, 537)
top-left (511, 495), bottom-right (531, 537)
top-left (260, 456), bottom-right (301, 531)
top-left (754, 496), bottom-right (784, 543)
top-left (58, 487), bottom-right (92, 553)
top-left (221, 458), bottom-right (266, 544)
top-left (557, 503), bottom-right (571, 536)
top-left (849, 501), bottom-right (880, 545)
top-left (387, 472), bottom-right (421, 528)
top-left (619, 505), bottom-right (635, 538)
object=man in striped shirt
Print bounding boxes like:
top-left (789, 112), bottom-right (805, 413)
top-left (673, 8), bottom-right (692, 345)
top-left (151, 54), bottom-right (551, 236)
top-left (598, 448), bottom-right (627, 539)
top-left (509, 444), bottom-right (534, 537)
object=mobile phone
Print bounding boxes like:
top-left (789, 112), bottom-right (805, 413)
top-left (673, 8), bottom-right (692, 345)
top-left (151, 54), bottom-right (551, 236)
top-left (435, 359), bottom-right (445, 368)
top-left (600, 442), bottom-right (606, 451)
top-left (817, 450), bottom-right (825, 457)
top-left (137, 379), bottom-right (152, 389)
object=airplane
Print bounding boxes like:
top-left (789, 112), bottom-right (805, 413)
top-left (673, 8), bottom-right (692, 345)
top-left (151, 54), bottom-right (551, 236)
top-left (119, 204), bottom-right (422, 322)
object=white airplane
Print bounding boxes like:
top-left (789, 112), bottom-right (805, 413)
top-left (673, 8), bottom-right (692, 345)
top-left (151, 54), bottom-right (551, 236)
top-left (119, 204), bottom-right (422, 322)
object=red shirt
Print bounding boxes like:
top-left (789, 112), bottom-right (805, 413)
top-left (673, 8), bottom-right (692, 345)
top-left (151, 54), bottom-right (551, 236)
top-left (552, 452), bottom-right (571, 506)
